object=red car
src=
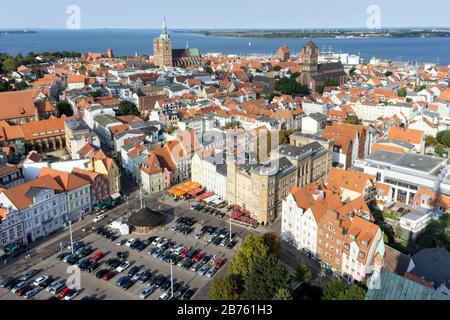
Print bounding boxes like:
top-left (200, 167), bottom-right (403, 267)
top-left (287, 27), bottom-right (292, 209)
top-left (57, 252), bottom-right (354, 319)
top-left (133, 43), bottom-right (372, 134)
top-left (58, 287), bottom-right (72, 299)
top-left (16, 285), bottom-right (33, 297)
top-left (180, 248), bottom-right (191, 258)
top-left (102, 271), bottom-right (117, 281)
top-left (90, 252), bottom-right (104, 263)
top-left (214, 260), bottom-right (225, 270)
top-left (193, 252), bottom-right (205, 263)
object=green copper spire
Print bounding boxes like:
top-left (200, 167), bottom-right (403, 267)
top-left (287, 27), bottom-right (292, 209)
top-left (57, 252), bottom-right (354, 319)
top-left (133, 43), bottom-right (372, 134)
top-left (160, 17), bottom-right (170, 40)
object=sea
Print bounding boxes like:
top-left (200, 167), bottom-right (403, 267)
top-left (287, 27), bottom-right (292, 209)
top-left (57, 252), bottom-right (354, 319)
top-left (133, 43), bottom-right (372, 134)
top-left (1, 29), bottom-right (449, 66)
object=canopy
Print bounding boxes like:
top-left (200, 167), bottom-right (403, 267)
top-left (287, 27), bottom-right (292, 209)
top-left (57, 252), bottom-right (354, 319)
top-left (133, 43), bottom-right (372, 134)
top-left (212, 198), bottom-right (225, 205)
top-left (168, 188), bottom-right (186, 197)
top-left (204, 194), bottom-right (221, 204)
top-left (197, 191), bottom-right (215, 201)
top-left (187, 188), bottom-right (204, 197)
top-left (111, 193), bottom-right (121, 200)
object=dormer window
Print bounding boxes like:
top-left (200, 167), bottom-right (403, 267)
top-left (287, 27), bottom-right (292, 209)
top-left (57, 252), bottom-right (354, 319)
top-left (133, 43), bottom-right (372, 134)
top-left (349, 235), bottom-right (355, 241)
top-left (344, 244), bottom-right (350, 250)
top-left (361, 241), bottom-right (368, 247)
top-left (359, 252), bottom-right (366, 259)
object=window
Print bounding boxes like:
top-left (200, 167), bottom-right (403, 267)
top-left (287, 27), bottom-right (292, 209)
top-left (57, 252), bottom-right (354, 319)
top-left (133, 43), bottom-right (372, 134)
top-left (359, 252), bottom-right (366, 259)
top-left (344, 244), bottom-right (350, 250)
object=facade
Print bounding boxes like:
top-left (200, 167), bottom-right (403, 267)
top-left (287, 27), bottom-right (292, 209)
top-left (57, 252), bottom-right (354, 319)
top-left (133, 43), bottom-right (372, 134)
top-left (72, 167), bottom-right (109, 205)
top-left (297, 41), bottom-right (347, 91)
top-left (353, 150), bottom-right (450, 205)
top-left (38, 168), bottom-right (91, 222)
top-left (0, 175), bottom-right (67, 243)
top-left (65, 117), bottom-right (100, 160)
top-left (0, 165), bottom-right (24, 189)
top-left (226, 157), bottom-right (297, 224)
top-left (140, 153), bottom-right (164, 195)
top-left (0, 208), bottom-right (25, 249)
top-left (191, 152), bottom-right (227, 200)
top-left (153, 18), bottom-right (173, 68)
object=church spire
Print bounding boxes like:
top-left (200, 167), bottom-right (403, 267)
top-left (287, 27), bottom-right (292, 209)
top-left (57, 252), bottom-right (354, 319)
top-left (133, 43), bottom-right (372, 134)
top-left (160, 17), bottom-right (170, 40)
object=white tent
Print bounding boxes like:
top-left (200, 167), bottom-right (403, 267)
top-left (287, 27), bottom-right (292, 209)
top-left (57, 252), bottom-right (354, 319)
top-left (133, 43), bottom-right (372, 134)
top-left (109, 221), bottom-right (130, 235)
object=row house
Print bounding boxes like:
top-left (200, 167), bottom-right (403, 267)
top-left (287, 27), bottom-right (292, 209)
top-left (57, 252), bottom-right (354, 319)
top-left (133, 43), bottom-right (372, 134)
top-left (282, 181), bottom-right (383, 282)
top-left (191, 151), bottom-right (227, 200)
top-left (0, 208), bottom-right (25, 250)
top-left (0, 165), bottom-right (25, 189)
top-left (72, 167), bottom-right (109, 205)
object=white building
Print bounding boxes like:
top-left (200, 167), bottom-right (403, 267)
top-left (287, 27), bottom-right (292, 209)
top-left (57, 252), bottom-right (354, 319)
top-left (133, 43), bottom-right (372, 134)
top-left (191, 152), bottom-right (227, 200)
top-left (0, 209), bottom-right (25, 249)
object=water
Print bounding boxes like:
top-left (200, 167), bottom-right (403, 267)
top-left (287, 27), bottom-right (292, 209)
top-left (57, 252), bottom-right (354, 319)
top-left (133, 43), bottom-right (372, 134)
top-left (0, 29), bottom-right (449, 65)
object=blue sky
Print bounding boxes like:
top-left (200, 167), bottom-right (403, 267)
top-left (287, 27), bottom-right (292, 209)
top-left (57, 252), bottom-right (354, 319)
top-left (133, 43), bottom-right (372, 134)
top-left (1, 0), bottom-right (449, 29)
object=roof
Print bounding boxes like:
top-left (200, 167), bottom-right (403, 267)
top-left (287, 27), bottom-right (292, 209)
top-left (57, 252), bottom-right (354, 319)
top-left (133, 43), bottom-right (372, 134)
top-left (128, 207), bottom-right (164, 227)
top-left (410, 248), bottom-right (450, 288)
top-left (38, 167), bottom-right (90, 191)
top-left (0, 89), bottom-right (41, 121)
top-left (327, 168), bottom-right (374, 194)
top-left (366, 150), bottom-right (445, 174)
top-left (1, 175), bottom-right (64, 210)
top-left (365, 270), bottom-right (449, 300)
top-left (387, 126), bottom-right (424, 145)
top-left (383, 245), bottom-right (411, 276)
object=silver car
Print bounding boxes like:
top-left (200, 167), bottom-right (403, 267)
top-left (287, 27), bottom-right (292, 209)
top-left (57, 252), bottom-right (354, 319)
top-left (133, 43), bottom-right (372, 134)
top-left (139, 286), bottom-right (156, 300)
top-left (24, 287), bottom-right (41, 299)
top-left (11, 281), bottom-right (28, 294)
top-left (198, 264), bottom-right (211, 276)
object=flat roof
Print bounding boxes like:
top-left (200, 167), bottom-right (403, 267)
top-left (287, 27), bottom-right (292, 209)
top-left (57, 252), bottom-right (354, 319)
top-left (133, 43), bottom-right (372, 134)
top-left (366, 150), bottom-right (445, 173)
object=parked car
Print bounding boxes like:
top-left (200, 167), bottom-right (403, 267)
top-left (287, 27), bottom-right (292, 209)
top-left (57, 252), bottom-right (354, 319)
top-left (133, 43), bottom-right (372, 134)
top-left (24, 286), bottom-right (41, 299)
top-left (57, 252), bottom-right (71, 261)
top-left (115, 261), bottom-right (131, 273)
top-left (125, 239), bottom-right (136, 247)
top-left (11, 281), bottom-right (28, 294)
top-left (116, 276), bottom-right (129, 287)
top-left (48, 281), bottom-right (65, 294)
top-left (127, 266), bottom-right (141, 278)
top-left (34, 276), bottom-right (50, 287)
top-left (1, 276), bottom-right (18, 289)
top-left (102, 271), bottom-right (117, 281)
top-left (206, 267), bottom-right (218, 278)
top-left (132, 268), bottom-right (146, 281)
top-left (90, 252), bottom-right (104, 263)
top-left (139, 270), bottom-right (152, 283)
top-left (16, 285), bottom-right (33, 297)
top-left (87, 262), bottom-right (100, 273)
top-left (117, 251), bottom-right (128, 260)
top-left (116, 239), bottom-right (126, 246)
top-left (151, 248), bottom-right (163, 258)
top-left (158, 292), bottom-right (169, 300)
top-left (139, 286), bottom-right (156, 299)
top-left (58, 287), bottom-right (72, 299)
top-left (64, 289), bottom-right (79, 300)
top-left (151, 237), bottom-right (162, 246)
top-left (18, 269), bottom-right (40, 282)
top-left (93, 215), bottom-right (106, 223)
top-left (183, 289), bottom-right (195, 300)
top-left (122, 279), bottom-right (134, 290)
top-left (193, 252), bottom-right (205, 263)
top-left (156, 238), bottom-right (168, 249)
top-left (198, 264), bottom-right (210, 276)
top-left (95, 269), bottom-right (109, 279)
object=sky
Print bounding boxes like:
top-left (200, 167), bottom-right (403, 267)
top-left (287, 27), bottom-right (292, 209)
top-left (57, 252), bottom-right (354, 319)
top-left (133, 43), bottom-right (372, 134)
top-left (1, 0), bottom-right (449, 29)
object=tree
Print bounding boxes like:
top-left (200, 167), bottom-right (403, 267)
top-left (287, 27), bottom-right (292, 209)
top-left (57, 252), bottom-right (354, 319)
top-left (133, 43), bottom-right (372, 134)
top-left (397, 88), bottom-right (407, 97)
top-left (435, 145), bottom-right (446, 157)
top-left (436, 130), bottom-right (450, 147)
top-left (15, 81), bottom-right (28, 91)
top-left (241, 254), bottom-right (291, 300)
top-left (416, 215), bottom-right (450, 250)
top-left (209, 275), bottom-right (243, 300)
top-left (425, 135), bottom-right (437, 146)
top-left (92, 90), bottom-right (102, 98)
top-left (349, 66), bottom-right (357, 76)
top-left (322, 279), bottom-right (367, 300)
top-left (279, 129), bottom-right (296, 145)
top-left (2, 58), bottom-right (16, 73)
top-left (275, 77), bottom-right (309, 95)
top-left (262, 232), bottom-right (282, 258)
top-left (228, 235), bottom-right (270, 277)
top-left (295, 261), bottom-right (311, 283)
top-left (273, 288), bottom-right (293, 300)
top-left (384, 71), bottom-right (393, 77)
top-left (56, 100), bottom-right (74, 117)
top-left (344, 115), bottom-right (362, 125)
top-left (117, 100), bottom-right (140, 117)
top-left (203, 66), bottom-right (213, 74)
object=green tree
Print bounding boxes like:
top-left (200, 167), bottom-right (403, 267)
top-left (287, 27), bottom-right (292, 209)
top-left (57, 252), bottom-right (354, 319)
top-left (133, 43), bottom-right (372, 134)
top-left (279, 129), bottom-right (296, 145)
top-left (228, 235), bottom-right (270, 277)
top-left (209, 275), bottom-right (243, 300)
top-left (273, 288), bottom-right (293, 300)
top-left (2, 58), bottom-right (17, 73)
top-left (436, 130), bottom-right (450, 147)
top-left (435, 145), bottom-right (446, 157)
top-left (117, 100), bottom-right (140, 117)
top-left (322, 279), bottom-right (367, 300)
top-left (416, 215), bottom-right (450, 250)
top-left (15, 81), bottom-right (28, 91)
top-left (92, 90), bottom-right (102, 98)
top-left (241, 254), bottom-right (291, 300)
top-left (56, 100), bottom-right (74, 117)
top-left (295, 261), bottom-right (311, 283)
top-left (349, 66), bottom-right (357, 76)
top-left (425, 135), bottom-right (437, 146)
top-left (275, 77), bottom-right (309, 95)
top-left (344, 115), bottom-right (362, 125)
top-left (262, 232), bottom-right (282, 258)
top-left (384, 71), bottom-right (393, 77)
top-left (322, 278), bottom-right (346, 300)
top-left (203, 66), bottom-right (214, 74)
top-left (397, 88), bottom-right (407, 97)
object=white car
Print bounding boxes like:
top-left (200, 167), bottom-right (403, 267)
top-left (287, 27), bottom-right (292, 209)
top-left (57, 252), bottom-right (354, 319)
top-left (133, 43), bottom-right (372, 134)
top-left (115, 261), bottom-right (131, 273)
top-left (158, 292), bottom-right (169, 300)
top-left (156, 238), bottom-right (168, 248)
top-left (64, 289), bottom-right (79, 300)
top-left (125, 239), bottom-right (135, 247)
top-left (33, 276), bottom-right (49, 287)
top-left (93, 215), bottom-right (106, 223)
top-left (151, 237), bottom-right (161, 246)
top-left (174, 246), bottom-right (185, 255)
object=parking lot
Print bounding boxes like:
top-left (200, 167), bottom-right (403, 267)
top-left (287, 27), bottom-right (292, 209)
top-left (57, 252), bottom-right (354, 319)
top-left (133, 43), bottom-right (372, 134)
top-left (0, 209), bottom-right (239, 301)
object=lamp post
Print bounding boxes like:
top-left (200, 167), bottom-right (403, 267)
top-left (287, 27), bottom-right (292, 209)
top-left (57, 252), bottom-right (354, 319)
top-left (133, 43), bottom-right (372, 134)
top-left (69, 219), bottom-right (74, 255)
top-left (170, 259), bottom-right (174, 299)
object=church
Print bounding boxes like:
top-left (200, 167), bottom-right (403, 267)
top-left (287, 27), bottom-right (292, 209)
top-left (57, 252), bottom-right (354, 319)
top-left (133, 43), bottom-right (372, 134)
top-left (297, 41), bottom-right (348, 91)
top-left (152, 18), bottom-right (203, 68)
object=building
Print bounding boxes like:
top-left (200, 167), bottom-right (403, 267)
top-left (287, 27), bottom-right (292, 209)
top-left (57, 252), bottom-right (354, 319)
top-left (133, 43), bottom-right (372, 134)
top-left (398, 208), bottom-right (434, 242)
top-left (153, 18), bottom-right (203, 68)
top-left (276, 45), bottom-right (290, 62)
top-left (0, 208), bottom-right (25, 250)
top-left (72, 167), bottom-right (109, 205)
top-left (297, 41), bottom-right (347, 91)
top-left (65, 117), bottom-right (100, 160)
top-left (0, 165), bottom-right (24, 189)
top-left (140, 153), bottom-right (164, 195)
top-left (128, 207), bottom-right (164, 234)
top-left (226, 157), bottom-right (297, 224)
top-left (191, 151), bottom-right (227, 200)
top-left (281, 180), bottom-right (382, 282)
top-left (353, 150), bottom-right (450, 205)
top-left (386, 126), bottom-right (425, 154)
top-left (0, 175), bottom-right (67, 243)
top-left (38, 168), bottom-right (91, 222)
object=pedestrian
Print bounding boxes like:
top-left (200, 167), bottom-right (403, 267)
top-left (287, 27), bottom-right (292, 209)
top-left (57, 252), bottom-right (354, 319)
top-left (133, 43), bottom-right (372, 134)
top-left (3, 259), bottom-right (6, 265)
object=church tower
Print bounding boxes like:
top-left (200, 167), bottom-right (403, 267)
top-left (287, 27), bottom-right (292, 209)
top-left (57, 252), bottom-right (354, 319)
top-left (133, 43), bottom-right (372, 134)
top-left (300, 41), bottom-right (319, 74)
top-left (153, 17), bottom-right (173, 67)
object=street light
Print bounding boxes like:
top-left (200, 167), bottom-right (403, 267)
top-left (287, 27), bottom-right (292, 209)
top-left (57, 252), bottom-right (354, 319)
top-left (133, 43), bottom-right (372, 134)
top-left (170, 259), bottom-right (174, 299)
top-left (69, 219), bottom-right (74, 255)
